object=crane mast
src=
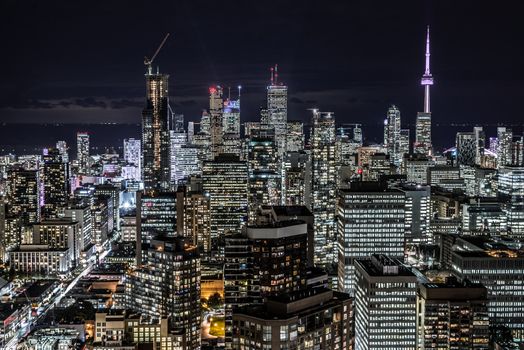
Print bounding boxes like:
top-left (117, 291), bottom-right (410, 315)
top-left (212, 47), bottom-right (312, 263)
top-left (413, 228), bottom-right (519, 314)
top-left (144, 33), bottom-right (170, 74)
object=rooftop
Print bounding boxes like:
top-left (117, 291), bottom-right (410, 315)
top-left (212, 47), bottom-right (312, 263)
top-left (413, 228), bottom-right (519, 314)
top-left (234, 288), bottom-right (351, 320)
top-left (355, 255), bottom-right (416, 277)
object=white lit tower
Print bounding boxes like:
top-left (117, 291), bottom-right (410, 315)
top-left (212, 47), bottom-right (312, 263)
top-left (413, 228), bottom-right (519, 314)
top-left (142, 34), bottom-right (172, 192)
top-left (384, 105), bottom-right (402, 166)
top-left (311, 109), bottom-right (337, 267)
top-left (414, 26), bottom-right (433, 156)
top-left (209, 86), bottom-right (224, 159)
top-left (266, 65), bottom-right (288, 157)
top-left (76, 132), bottom-right (90, 174)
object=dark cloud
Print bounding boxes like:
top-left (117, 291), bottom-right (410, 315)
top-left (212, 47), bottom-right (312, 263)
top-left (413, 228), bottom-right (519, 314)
top-left (289, 97), bottom-right (304, 104)
top-left (110, 99), bottom-right (143, 109)
top-left (74, 97), bottom-right (107, 109)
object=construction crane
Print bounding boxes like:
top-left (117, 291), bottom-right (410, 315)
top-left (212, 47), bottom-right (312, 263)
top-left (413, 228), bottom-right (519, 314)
top-left (144, 33), bottom-right (170, 73)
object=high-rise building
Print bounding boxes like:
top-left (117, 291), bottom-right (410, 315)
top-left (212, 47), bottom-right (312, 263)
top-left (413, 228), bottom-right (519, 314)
top-left (56, 140), bottom-right (69, 164)
top-left (462, 202), bottom-right (507, 233)
top-left (76, 132), bottom-right (90, 174)
top-left (7, 167), bottom-right (41, 226)
top-left (169, 130), bottom-right (187, 185)
top-left (399, 184), bottom-right (431, 245)
top-left (456, 128), bottom-right (485, 166)
top-left (311, 109), bottom-right (337, 267)
top-left (497, 127), bottom-right (513, 167)
top-left (174, 145), bottom-right (201, 182)
top-left (247, 134), bottom-right (281, 222)
top-left (141, 68), bottom-right (171, 191)
top-left (417, 279), bottom-right (490, 350)
top-left (498, 166), bottom-right (524, 237)
top-left (384, 105), bottom-right (402, 166)
top-left (399, 129), bottom-right (410, 161)
top-left (135, 191), bottom-right (177, 265)
top-left (266, 64), bottom-right (288, 156)
top-left (337, 183), bottom-right (406, 294)
top-left (224, 233), bottom-right (261, 348)
top-left (336, 124), bottom-right (362, 165)
top-left (123, 138), bottom-right (141, 177)
top-left (94, 184), bottom-right (121, 232)
top-left (173, 113), bottom-right (185, 132)
top-left (223, 86), bottom-right (241, 136)
top-left (414, 26), bottom-right (433, 156)
top-left (415, 113), bottom-right (432, 156)
top-left (402, 154), bottom-right (433, 184)
top-left (286, 120), bottom-right (305, 153)
top-left (176, 182), bottom-right (211, 254)
top-left (126, 237), bottom-right (200, 349)
top-left (202, 154), bottom-right (248, 239)
top-left (42, 148), bottom-right (68, 219)
top-left (282, 151), bottom-right (310, 207)
top-left (354, 255), bottom-right (417, 350)
top-left (232, 288), bottom-right (353, 350)
top-left (209, 86), bottom-right (224, 159)
top-left (247, 219), bottom-right (309, 296)
top-left (31, 219), bottom-right (81, 265)
top-left (64, 203), bottom-right (93, 263)
top-left (442, 234), bottom-right (524, 341)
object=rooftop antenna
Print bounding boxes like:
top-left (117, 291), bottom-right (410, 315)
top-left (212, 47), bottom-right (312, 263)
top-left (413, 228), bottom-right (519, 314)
top-left (144, 33), bottom-right (170, 74)
top-left (274, 64), bottom-right (279, 84)
top-left (270, 66), bottom-right (274, 85)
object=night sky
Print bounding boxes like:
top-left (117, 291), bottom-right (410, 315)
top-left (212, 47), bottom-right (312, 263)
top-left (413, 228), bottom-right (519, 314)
top-left (1, 1), bottom-right (523, 137)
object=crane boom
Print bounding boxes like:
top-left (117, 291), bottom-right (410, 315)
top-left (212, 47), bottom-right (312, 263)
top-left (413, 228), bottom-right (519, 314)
top-left (144, 33), bottom-right (170, 68)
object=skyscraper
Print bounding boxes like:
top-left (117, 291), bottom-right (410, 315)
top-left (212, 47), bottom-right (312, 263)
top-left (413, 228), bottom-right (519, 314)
top-left (417, 279), bottom-right (490, 350)
top-left (209, 86), bottom-right (224, 159)
top-left (247, 133), bottom-right (281, 222)
top-left (384, 105), bottom-right (402, 166)
top-left (56, 140), bottom-right (69, 164)
top-left (76, 132), bottom-right (90, 174)
top-left (286, 120), bottom-right (305, 153)
top-left (42, 148), bottom-right (69, 219)
top-left (135, 191), bottom-right (177, 264)
top-left (223, 86), bottom-right (241, 136)
top-left (282, 151), bottom-right (311, 207)
top-left (337, 182), bottom-right (406, 294)
top-left (202, 154), bottom-right (248, 239)
top-left (414, 26), bottom-right (433, 156)
top-left (247, 219), bottom-right (309, 296)
top-left (311, 109), bottom-right (337, 267)
top-left (354, 255), bottom-right (417, 350)
top-left (123, 138), bottom-right (141, 176)
top-left (141, 68), bottom-right (171, 191)
top-left (126, 237), bottom-right (201, 349)
top-left (7, 167), bottom-right (41, 226)
top-left (456, 131), bottom-right (479, 166)
top-left (170, 130), bottom-right (187, 185)
top-left (266, 64), bottom-right (288, 156)
top-left (497, 127), bottom-right (513, 167)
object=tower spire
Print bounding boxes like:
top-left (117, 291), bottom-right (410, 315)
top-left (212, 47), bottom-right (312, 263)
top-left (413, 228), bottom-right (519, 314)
top-left (420, 25), bottom-right (433, 114)
top-left (425, 25), bottom-right (431, 75)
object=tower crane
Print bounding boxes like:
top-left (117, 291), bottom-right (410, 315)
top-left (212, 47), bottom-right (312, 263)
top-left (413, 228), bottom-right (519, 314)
top-left (144, 33), bottom-right (170, 74)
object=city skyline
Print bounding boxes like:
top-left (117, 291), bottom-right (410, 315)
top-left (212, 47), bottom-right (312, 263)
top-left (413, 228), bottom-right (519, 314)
top-left (1, 2), bottom-right (524, 349)
top-left (1, 1), bottom-right (524, 128)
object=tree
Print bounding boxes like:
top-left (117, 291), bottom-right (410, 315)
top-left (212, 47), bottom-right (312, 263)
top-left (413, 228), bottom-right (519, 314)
top-left (207, 292), bottom-right (223, 309)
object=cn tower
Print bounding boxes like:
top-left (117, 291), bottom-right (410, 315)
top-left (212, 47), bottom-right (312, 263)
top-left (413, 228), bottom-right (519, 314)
top-left (415, 26), bottom-right (433, 156)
